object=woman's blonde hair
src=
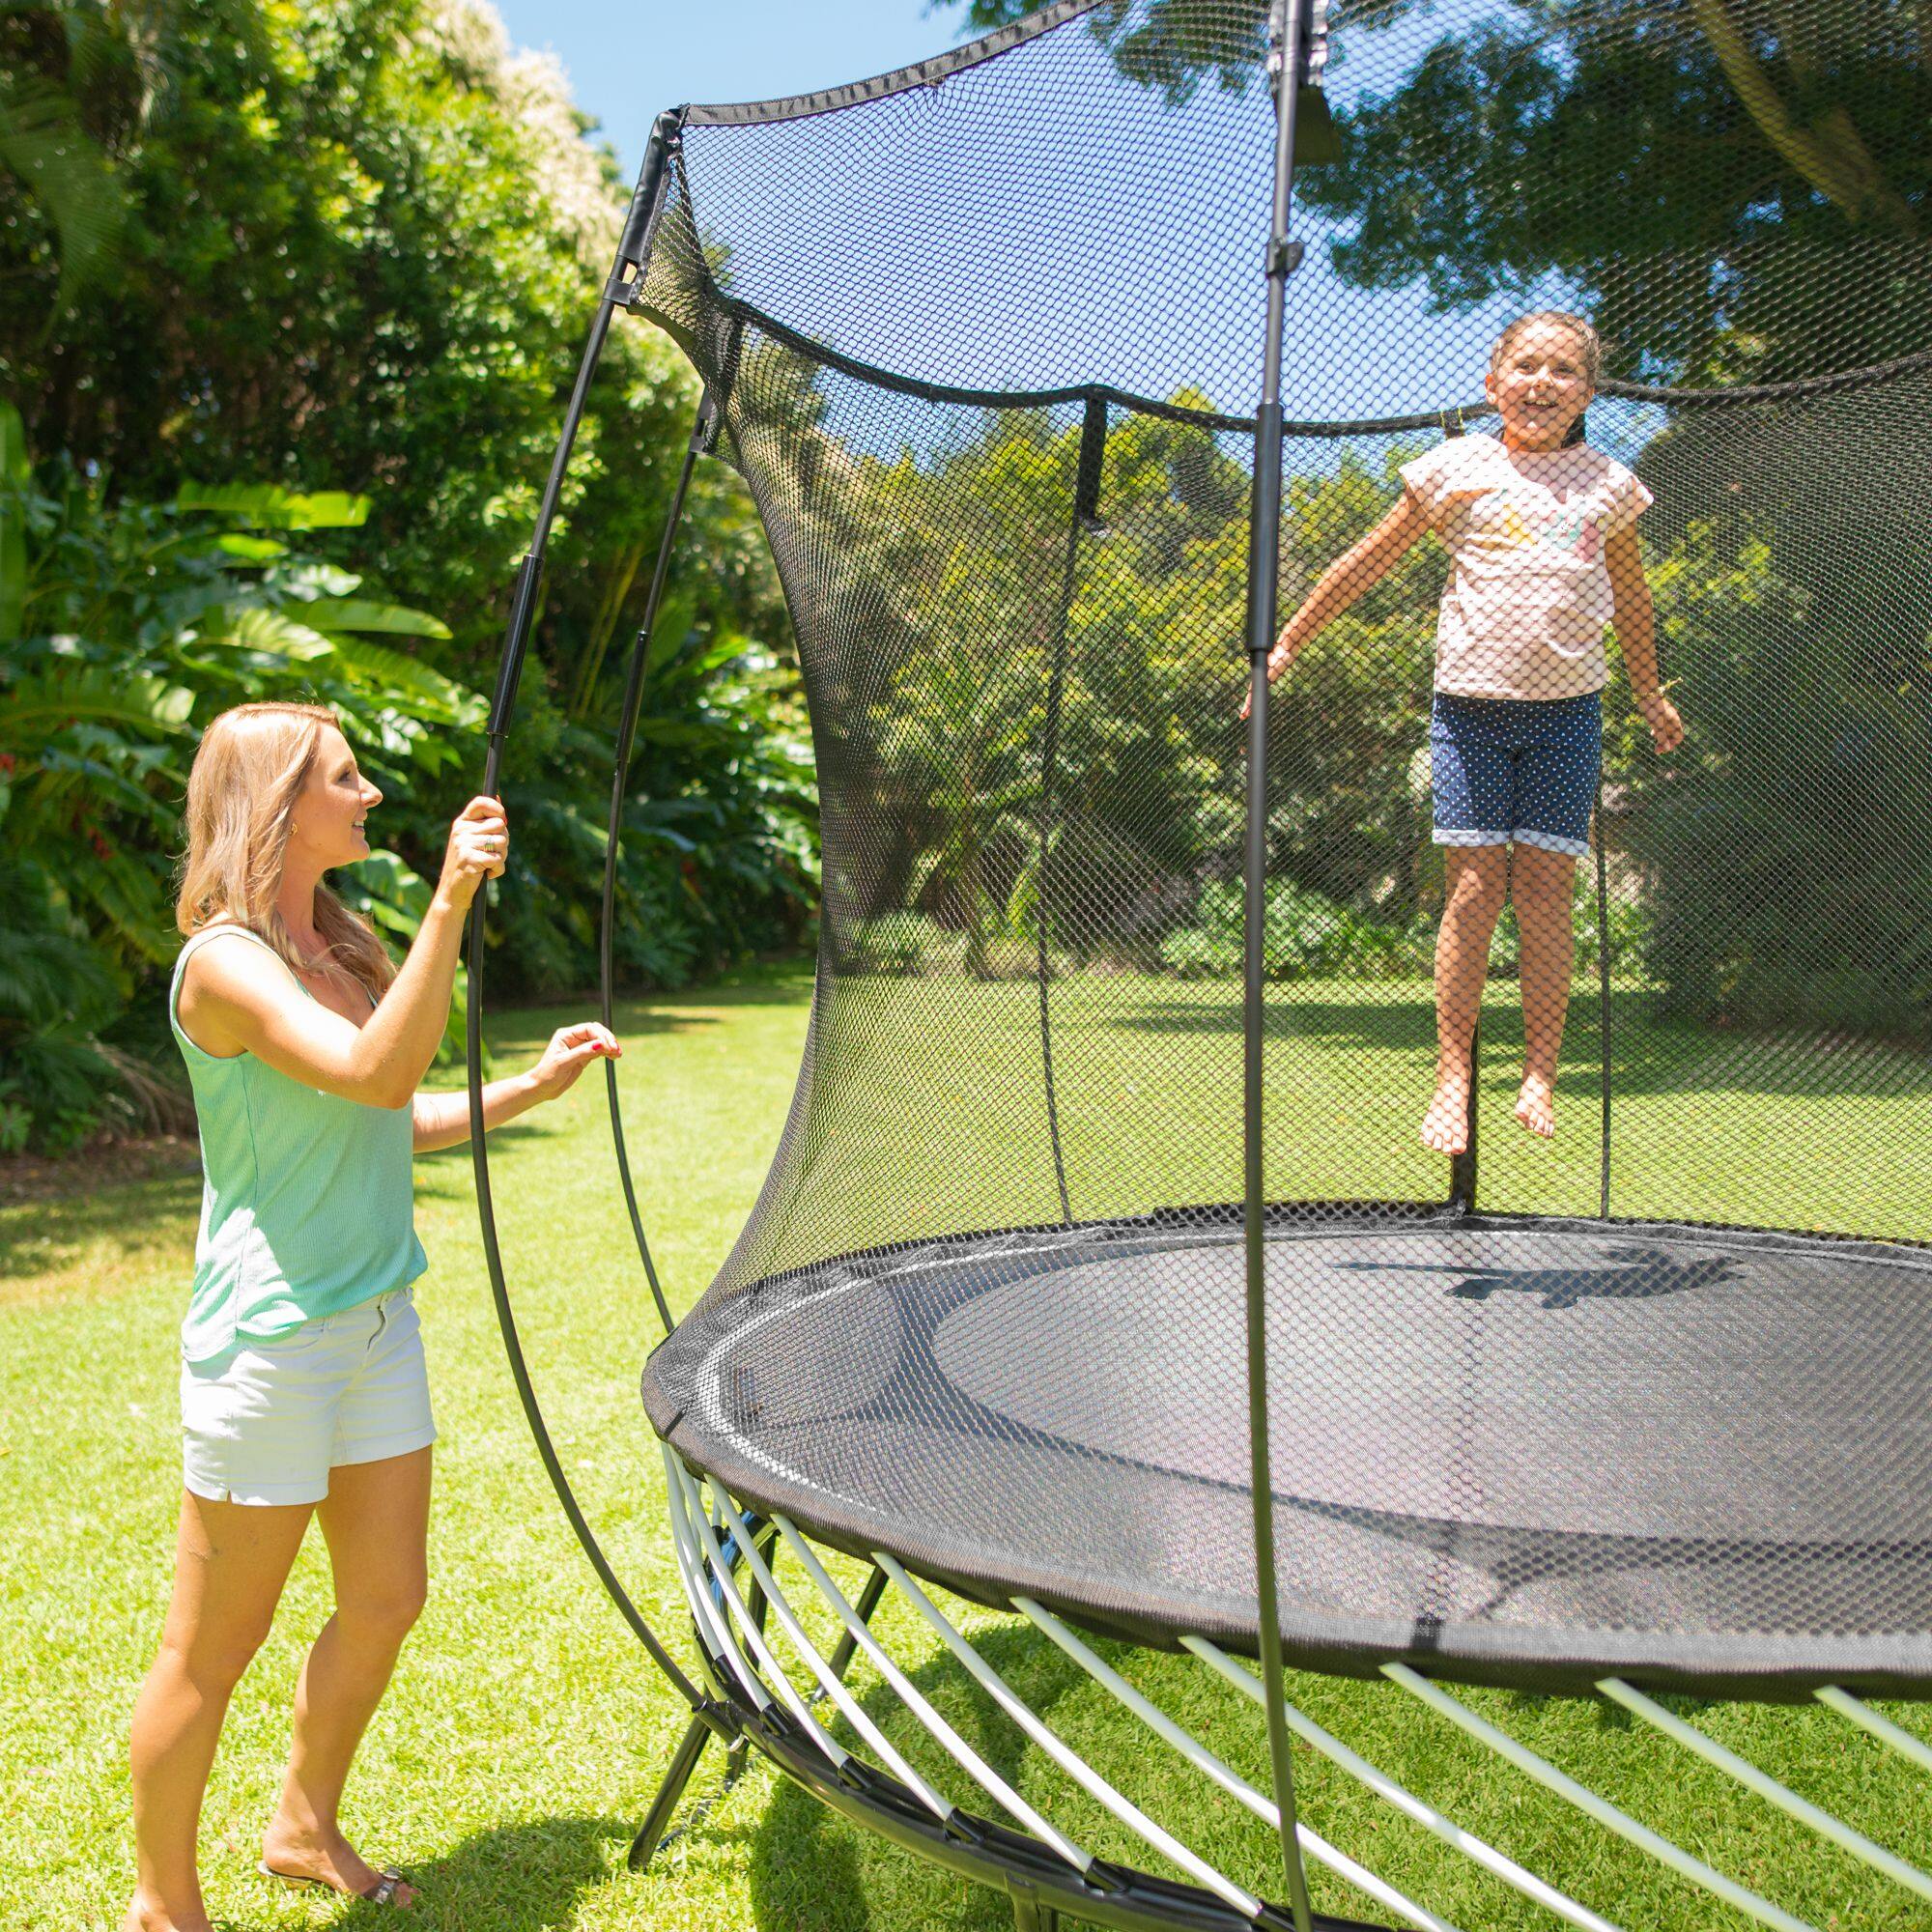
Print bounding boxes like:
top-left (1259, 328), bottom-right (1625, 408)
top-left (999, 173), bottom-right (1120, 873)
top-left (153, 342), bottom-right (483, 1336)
top-left (175, 702), bottom-right (396, 998)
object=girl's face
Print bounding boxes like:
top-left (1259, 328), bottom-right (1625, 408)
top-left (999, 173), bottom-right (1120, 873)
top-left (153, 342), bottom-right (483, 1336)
top-left (1486, 322), bottom-right (1594, 451)
top-left (286, 724), bottom-right (382, 872)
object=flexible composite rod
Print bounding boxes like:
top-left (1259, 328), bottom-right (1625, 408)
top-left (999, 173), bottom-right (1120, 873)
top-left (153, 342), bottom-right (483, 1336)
top-left (599, 390), bottom-right (723, 1340)
top-left (464, 110), bottom-right (714, 1715)
top-left (1243, 5), bottom-right (1319, 1929)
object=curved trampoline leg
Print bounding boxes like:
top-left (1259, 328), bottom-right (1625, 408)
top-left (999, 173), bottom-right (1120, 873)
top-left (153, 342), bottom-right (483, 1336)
top-left (1009, 1884), bottom-right (1060, 1932)
top-left (824, 1564), bottom-right (888, 1690)
top-left (725, 1527), bottom-right (781, 1783)
top-left (629, 1709), bottom-right (715, 1871)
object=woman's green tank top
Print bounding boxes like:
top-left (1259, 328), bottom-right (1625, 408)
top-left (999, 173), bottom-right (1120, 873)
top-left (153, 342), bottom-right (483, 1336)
top-left (169, 924), bottom-right (427, 1364)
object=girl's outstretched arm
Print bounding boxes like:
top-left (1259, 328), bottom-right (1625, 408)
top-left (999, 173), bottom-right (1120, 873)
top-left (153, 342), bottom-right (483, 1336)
top-left (1248, 489), bottom-right (1432, 711)
top-left (1605, 525), bottom-right (1685, 753)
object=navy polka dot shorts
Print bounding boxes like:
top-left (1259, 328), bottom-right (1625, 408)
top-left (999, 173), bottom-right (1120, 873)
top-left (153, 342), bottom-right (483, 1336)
top-left (1430, 692), bottom-right (1603, 858)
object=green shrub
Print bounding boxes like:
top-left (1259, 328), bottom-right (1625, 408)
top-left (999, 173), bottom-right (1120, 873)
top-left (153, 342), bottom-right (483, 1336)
top-left (0, 411), bottom-right (816, 1152)
top-left (842, 914), bottom-right (965, 977)
top-left (1159, 878), bottom-right (1432, 981)
top-left (1619, 523), bottom-right (1932, 1040)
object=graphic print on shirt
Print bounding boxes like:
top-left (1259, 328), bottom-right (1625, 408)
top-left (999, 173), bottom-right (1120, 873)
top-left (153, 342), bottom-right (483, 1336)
top-left (1470, 487), bottom-right (1602, 564)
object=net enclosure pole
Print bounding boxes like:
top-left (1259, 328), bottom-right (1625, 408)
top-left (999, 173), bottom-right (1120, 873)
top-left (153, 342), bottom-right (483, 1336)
top-left (600, 384), bottom-right (724, 1338)
top-left (462, 106), bottom-right (711, 1711)
top-left (1034, 392), bottom-right (1106, 1226)
top-left (1244, 5), bottom-right (1316, 1929)
top-left (1594, 777), bottom-right (1612, 1218)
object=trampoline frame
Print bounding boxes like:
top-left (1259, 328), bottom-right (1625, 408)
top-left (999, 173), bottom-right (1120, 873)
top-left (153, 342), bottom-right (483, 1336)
top-left (459, 1), bottom-right (1932, 1925)
top-left (640, 1203), bottom-right (1932, 1696)
top-left (637, 1447), bottom-right (1932, 1932)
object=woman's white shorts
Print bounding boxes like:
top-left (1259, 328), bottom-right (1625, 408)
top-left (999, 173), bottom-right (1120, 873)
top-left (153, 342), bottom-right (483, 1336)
top-left (181, 1286), bottom-right (436, 1507)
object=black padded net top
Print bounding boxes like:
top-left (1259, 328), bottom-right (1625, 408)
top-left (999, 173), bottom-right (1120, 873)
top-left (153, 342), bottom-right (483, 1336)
top-left (634, 0), bottom-right (1932, 1695)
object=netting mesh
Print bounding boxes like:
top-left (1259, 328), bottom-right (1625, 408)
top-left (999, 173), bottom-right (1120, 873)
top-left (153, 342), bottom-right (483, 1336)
top-left (635, 0), bottom-right (1932, 1691)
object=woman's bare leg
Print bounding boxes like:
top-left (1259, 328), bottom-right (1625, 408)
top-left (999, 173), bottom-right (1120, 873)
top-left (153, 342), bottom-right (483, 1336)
top-left (125, 1492), bottom-right (313, 1932)
top-left (1511, 842), bottom-right (1580, 1137)
top-left (260, 1447), bottom-right (430, 1903)
top-left (1423, 844), bottom-right (1510, 1154)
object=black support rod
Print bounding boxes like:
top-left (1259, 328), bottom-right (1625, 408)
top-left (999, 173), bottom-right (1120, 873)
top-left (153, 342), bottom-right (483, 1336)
top-left (465, 112), bottom-right (705, 1712)
top-left (600, 390), bottom-right (717, 1338)
top-left (1595, 779), bottom-right (1613, 1219)
top-left (1241, 5), bottom-right (1315, 1929)
top-left (1034, 397), bottom-right (1102, 1226)
top-left (1446, 1017), bottom-right (1479, 1216)
top-left (826, 1564), bottom-right (890, 1687)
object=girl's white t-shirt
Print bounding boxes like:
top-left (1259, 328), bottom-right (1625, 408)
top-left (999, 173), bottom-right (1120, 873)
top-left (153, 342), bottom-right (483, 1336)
top-left (1398, 433), bottom-right (1652, 699)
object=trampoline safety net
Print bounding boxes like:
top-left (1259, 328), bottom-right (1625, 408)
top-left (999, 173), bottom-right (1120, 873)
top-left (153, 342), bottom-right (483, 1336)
top-left (632, 0), bottom-right (1932, 1695)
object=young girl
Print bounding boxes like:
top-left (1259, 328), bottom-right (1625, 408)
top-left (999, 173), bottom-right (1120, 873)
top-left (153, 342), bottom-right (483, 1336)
top-left (1255, 312), bottom-right (1683, 1153)
top-left (126, 702), bottom-right (620, 1932)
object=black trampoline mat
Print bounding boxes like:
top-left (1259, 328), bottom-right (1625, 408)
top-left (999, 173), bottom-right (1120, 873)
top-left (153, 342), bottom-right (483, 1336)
top-left (643, 1216), bottom-right (1932, 1691)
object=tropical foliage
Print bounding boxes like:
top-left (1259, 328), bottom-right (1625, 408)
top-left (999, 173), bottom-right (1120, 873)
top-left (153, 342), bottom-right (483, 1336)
top-left (2, 430), bottom-right (462, 1148)
top-left (0, 0), bottom-right (817, 1153)
top-left (6, 0), bottom-right (1929, 1152)
top-left (0, 396), bottom-right (816, 1151)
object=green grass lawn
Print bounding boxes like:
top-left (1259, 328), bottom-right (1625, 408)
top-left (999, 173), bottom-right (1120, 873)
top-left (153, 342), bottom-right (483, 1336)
top-left (5, 958), bottom-right (1931, 1932)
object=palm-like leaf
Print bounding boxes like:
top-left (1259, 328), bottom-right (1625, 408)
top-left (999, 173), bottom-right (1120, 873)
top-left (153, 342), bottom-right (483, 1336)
top-left (319, 634), bottom-right (486, 726)
top-left (187, 602), bottom-right (334, 661)
top-left (298, 598), bottom-right (452, 640)
top-left (0, 75), bottom-right (129, 319)
top-left (0, 664), bottom-right (195, 747)
top-left (0, 401), bottom-right (28, 642)
top-left (173, 483), bottom-right (371, 530)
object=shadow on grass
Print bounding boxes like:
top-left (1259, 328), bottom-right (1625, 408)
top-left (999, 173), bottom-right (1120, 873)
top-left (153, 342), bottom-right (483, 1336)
top-left (479, 975), bottom-right (814, 1063)
top-left (0, 1166), bottom-right (202, 1285)
top-left (330, 1810), bottom-right (629, 1932)
top-left (747, 1617), bottom-right (1103, 1932)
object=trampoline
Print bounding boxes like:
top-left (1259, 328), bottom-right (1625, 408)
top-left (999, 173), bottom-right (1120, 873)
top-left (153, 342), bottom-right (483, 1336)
top-left (643, 1212), bottom-right (1932, 1692)
top-left (464, 1), bottom-right (1932, 1925)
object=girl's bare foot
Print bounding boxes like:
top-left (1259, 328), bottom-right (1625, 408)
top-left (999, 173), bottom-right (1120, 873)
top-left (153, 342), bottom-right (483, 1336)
top-left (122, 1891), bottom-right (213, 1932)
top-left (1515, 1073), bottom-right (1556, 1139)
top-left (1421, 1069), bottom-right (1472, 1154)
top-left (260, 1817), bottom-right (417, 1907)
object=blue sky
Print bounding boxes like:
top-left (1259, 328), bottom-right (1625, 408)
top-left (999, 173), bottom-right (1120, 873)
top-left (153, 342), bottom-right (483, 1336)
top-left (490, 0), bottom-right (962, 183)
top-left (483, 2), bottom-right (1649, 456)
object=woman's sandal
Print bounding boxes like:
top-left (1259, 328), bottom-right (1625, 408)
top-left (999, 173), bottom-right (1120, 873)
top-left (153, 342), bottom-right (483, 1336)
top-left (258, 1860), bottom-right (414, 1905)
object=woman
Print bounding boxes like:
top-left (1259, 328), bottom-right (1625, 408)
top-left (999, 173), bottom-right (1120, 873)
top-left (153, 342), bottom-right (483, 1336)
top-left (125, 701), bottom-right (620, 1931)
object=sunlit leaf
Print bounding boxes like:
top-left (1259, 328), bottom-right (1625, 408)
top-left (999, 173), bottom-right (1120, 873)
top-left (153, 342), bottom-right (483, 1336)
top-left (192, 603), bottom-right (335, 661)
top-left (174, 482), bottom-right (371, 530)
top-left (325, 635), bottom-right (486, 725)
top-left (303, 598), bottom-right (452, 640)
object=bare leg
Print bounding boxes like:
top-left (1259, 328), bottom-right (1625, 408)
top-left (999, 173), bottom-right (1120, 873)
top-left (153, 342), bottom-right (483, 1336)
top-left (261, 1447), bottom-right (430, 1904)
top-left (125, 1492), bottom-right (313, 1932)
top-left (1423, 845), bottom-right (1510, 1154)
top-left (1511, 843), bottom-right (1579, 1138)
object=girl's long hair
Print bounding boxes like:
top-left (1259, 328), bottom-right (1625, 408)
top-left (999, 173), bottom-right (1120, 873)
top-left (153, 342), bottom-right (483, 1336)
top-left (175, 702), bottom-right (396, 999)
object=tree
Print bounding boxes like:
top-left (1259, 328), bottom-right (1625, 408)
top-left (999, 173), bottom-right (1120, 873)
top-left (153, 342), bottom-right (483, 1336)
top-left (0, 0), bottom-right (829, 1146)
top-left (0, 0), bottom-right (739, 689)
top-left (937, 0), bottom-right (1931, 380)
